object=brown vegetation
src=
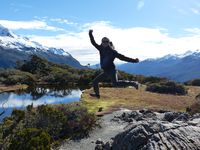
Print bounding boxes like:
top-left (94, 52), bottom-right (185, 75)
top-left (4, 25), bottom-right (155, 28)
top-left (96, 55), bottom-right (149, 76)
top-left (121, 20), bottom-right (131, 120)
top-left (0, 84), bottom-right (28, 93)
top-left (82, 86), bottom-right (200, 113)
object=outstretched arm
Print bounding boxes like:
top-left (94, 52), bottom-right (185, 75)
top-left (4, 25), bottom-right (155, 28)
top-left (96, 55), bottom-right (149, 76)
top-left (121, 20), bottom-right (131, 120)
top-left (89, 30), bottom-right (101, 50)
top-left (116, 52), bottom-right (139, 63)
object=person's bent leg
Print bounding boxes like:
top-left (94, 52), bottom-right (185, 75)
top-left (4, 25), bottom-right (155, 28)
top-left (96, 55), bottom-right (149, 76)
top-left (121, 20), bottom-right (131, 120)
top-left (109, 70), bottom-right (120, 87)
top-left (110, 70), bottom-right (139, 89)
top-left (115, 80), bottom-right (139, 89)
top-left (92, 72), bottom-right (107, 98)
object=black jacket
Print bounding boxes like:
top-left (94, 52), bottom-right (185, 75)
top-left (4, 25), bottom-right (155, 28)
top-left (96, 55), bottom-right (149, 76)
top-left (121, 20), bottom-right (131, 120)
top-left (89, 32), bottom-right (137, 71)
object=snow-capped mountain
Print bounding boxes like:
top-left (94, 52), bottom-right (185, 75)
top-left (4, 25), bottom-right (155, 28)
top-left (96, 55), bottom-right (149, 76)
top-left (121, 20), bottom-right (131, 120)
top-left (118, 50), bottom-right (200, 82)
top-left (0, 25), bottom-right (83, 68)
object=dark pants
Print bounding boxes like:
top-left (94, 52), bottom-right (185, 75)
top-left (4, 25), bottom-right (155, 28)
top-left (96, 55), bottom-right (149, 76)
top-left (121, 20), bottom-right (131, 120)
top-left (93, 69), bottom-right (138, 95)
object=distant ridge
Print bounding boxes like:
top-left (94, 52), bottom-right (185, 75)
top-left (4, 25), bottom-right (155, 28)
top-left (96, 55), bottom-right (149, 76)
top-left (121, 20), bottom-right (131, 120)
top-left (118, 50), bottom-right (200, 82)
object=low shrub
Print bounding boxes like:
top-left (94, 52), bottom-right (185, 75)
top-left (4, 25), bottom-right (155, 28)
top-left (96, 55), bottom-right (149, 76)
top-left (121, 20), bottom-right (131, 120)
top-left (43, 72), bottom-right (79, 85)
top-left (0, 69), bottom-right (36, 85)
top-left (25, 104), bottom-right (97, 140)
top-left (185, 78), bottom-right (200, 86)
top-left (186, 93), bottom-right (200, 115)
top-left (9, 128), bottom-right (51, 150)
top-left (186, 101), bottom-right (200, 115)
top-left (146, 81), bottom-right (188, 95)
top-left (0, 103), bottom-right (97, 149)
top-left (57, 103), bottom-right (97, 139)
top-left (11, 109), bottom-right (25, 122)
top-left (141, 76), bottom-right (168, 85)
top-left (25, 105), bottom-right (67, 140)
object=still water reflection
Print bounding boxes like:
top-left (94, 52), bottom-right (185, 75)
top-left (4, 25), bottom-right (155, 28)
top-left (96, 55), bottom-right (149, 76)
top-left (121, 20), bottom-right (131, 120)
top-left (0, 86), bottom-right (82, 121)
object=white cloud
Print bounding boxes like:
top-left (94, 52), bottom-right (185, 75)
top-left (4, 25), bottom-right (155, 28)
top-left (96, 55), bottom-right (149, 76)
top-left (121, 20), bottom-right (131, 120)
top-left (9, 3), bottom-right (33, 14)
top-left (28, 21), bottom-right (200, 65)
top-left (185, 28), bottom-right (200, 35)
top-left (1, 20), bottom-right (200, 65)
top-left (50, 18), bottom-right (77, 25)
top-left (0, 20), bottom-right (64, 31)
top-left (10, 3), bottom-right (32, 9)
top-left (191, 8), bottom-right (200, 14)
top-left (137, 0), bottom-right (145, 10)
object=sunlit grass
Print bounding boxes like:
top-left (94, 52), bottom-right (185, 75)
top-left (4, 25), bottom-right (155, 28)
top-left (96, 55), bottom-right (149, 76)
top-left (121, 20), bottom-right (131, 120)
top-left (0, 84), bottom-right (28, 93)
top-left (81, 86), bottom-right (200, 113)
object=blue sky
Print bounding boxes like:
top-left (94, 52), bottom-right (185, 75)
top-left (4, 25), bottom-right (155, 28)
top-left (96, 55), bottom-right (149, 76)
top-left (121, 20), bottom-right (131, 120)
top-left (1, 0), bottom-right (200, 65)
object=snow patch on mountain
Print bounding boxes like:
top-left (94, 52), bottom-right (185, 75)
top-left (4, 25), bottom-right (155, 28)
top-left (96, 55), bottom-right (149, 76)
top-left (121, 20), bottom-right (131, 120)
top-left (0, 24), bottom-right (69, 56)
top-left (177, 50), bottom-right (200, 58)
top-left (145, 49), bottom-right (200, 62)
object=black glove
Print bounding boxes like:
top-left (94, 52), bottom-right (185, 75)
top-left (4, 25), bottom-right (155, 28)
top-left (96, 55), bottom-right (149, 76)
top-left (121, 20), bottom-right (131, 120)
top-left (132, 58), bottom-right (139, 63)
top-left (89, 29), bottom-right (93, 34)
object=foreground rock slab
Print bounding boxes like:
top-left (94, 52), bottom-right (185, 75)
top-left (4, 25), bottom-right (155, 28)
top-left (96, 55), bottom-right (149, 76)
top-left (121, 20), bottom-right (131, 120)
top-left (97, 110), bottom-right (200, 150)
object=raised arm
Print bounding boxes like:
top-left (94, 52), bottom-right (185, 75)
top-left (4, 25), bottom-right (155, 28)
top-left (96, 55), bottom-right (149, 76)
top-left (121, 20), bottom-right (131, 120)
top-left (115, 52), bottom-right (139, 63)
top-left (89, 30), bottom-right (101, 50)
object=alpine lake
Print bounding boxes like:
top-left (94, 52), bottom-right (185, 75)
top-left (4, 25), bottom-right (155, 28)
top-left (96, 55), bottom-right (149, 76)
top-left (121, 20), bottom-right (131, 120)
top-left (0, 85), bottom-right (85, 121)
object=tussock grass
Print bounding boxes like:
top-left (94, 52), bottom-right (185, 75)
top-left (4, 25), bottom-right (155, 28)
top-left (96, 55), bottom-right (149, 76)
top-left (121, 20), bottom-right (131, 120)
top-left (0, 84), bottom-right (28, 93)
top-left (81, 86), bottom-right (200, 113)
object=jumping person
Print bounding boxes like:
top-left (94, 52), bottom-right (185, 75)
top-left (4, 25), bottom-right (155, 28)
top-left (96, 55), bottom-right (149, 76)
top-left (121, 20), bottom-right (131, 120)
top-left (89, 29), bottom-right (139, 98)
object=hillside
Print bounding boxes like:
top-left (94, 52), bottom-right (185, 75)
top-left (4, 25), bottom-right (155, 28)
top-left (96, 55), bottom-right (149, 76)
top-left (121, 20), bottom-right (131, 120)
top-left (0, 25), bottom-right (83, 68)
top-left (0, 55), bottom-right (96, 86)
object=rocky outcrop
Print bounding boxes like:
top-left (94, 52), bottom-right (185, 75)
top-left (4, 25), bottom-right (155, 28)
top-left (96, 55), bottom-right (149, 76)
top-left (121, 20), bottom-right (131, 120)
top-left (95, 110), bottom-right (200, 150)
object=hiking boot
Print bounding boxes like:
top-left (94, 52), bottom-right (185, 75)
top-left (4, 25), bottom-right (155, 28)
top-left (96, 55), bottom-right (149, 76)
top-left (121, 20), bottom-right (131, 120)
top-left (136, 83), bottom-right (139, 90)
top-left (90, 93), bottom-right (100, 99)
top-left (132, 82), bottom-right (139, 90)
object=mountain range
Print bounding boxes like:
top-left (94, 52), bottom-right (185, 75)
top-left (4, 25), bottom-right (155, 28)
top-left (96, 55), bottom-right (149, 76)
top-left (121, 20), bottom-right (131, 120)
top-left (0, 25), bottom-right (83, 68)
top-left (1, 25), bottom-right (199, 82)
top-left (118, 50), bottom-right (200, 82)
